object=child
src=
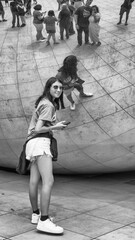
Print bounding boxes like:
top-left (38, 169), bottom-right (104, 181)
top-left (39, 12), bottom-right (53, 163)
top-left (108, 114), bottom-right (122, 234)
top-left (117, 0), bottom-right (134, 25)
top-left (89, 5), bottom-right (101, 46)
top-left (44, 10), bottom-right (59, 45)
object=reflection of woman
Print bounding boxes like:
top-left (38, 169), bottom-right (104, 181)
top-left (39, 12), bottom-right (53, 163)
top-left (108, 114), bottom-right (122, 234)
top-left (89, 5), bottom-right (101, 46)
top-left (56, 55), bottom-right (93, 110)
top-left (33, 4), bottom-right (45, 42)
top-left (26, 77), bottom-right (66, 234)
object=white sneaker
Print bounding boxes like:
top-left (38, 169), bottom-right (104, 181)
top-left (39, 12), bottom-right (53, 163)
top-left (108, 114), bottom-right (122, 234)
top-left (80, 92), bottom-right (93, 97)
top-left (70, 102), bottom-right (76, 111)
top-left (37, 218), bottom-right (64, 234)
top-left (31, 213), bottom-right (40, 224)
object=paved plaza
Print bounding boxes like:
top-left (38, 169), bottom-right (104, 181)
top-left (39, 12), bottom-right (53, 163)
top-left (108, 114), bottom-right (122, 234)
top-left (1, 170), bottom-right (135, 239)
top-left (1, 0), bottom-right (135, 239)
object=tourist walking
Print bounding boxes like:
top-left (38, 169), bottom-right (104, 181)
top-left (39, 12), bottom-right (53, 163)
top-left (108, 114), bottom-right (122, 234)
top-left (89, 5), bottom-right (101, 46)
top-left (26, 77), bottom-right (67, 234)
top-left (56, 55), bottom-right (93, 110)
top-left (33, 4), bottom-right (46, 42)
top-left (117, 0), bottom-right (134, 25)
top-left (74, 0), bottom-right (93, 46)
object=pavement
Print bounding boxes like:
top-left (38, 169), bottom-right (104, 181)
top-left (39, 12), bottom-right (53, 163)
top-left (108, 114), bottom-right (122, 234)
top-left (1, 169), bottom-right (135, 239)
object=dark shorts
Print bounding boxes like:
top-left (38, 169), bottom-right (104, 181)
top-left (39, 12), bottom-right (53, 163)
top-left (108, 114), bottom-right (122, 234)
top-left (47, 30), bottom-right (55, 34)
top-left (120, 6), bottom-right (130, 15)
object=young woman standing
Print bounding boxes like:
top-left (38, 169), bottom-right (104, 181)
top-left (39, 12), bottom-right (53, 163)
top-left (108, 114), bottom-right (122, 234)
top-left (26, 77), bottom-right (67, 234)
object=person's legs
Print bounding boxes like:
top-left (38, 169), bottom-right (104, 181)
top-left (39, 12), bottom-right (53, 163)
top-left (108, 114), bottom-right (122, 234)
top-left (65, 22), bottom-right (70, 39)
top-left (11, 12), bottom-right (16, 27)
top-left (1, 10), bottom-right (7, 21)
top-left (117, 6), bottom-right (125, 24)
top-left (74, 83), bottom-right (93, 98)
top-left (84, 26), bottom-right (89, 44)
top-left (77, 26), bottom-right (83, 45)
top-left (60, 25), bottom-right (64, 40)
top-left (117, 14), bottom-right (123, 24)
top-left (16, 14), bottom-right (20, 27)
top-left (125, 10), bottom-right (130, 25)
top-left (37, 154), bottom-right (54, 216)
top-left (29, 161), bottom-right (40, 212)
top-left (46, 33), bottom-right (51, 45)
top-left (66, 93), bottom-right (75, 110)
top-left (69, 20), bottom-right (75, 34)
top-left (36, 154), bottom-right (63, 234)
top-left (52, 33), bottom-right (59, 44)
top-left (34, 23), bottom-right (44, 41)
top-left (20, 15), bottom-right (26, 26)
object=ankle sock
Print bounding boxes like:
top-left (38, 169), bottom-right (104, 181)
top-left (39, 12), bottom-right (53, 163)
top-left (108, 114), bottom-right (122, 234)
top-left (33, 209), bottom-right (40, 215)
top-left (40, 215), bottom-right (49, 221)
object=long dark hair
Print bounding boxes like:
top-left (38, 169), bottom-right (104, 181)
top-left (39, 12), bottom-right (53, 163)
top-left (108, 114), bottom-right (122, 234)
top-left (59, 55), bottom-right (78, 79)
top-left (35, 77), bottom-right (63, 110)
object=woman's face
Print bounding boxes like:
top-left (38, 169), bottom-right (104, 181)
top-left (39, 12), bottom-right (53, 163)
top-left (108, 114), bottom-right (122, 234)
top-left (50, 81), bottom-right (63, 99)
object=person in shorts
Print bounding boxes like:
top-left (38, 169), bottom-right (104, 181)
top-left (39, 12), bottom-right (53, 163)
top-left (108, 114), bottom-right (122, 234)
top-left (26, 77), bottom-right (67, 234)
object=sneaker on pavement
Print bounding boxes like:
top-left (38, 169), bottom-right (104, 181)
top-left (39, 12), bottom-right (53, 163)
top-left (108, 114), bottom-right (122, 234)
top-left (31, 213), bottom-right (40, 224)
top-left (39, 38), bottom-right (46, 42)
top-left (37, 218), bottom-right (64, 234)
top-left (70, 102), bottom-right (76, 111)
top-left (80, 92), bottom-right (93, 98)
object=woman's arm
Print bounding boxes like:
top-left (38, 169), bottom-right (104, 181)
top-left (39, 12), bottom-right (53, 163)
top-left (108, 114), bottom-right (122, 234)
top-left (34, 119), bottom-right (67, 134)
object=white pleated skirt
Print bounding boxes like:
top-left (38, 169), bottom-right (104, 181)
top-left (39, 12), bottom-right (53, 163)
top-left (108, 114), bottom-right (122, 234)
top-left (26, 137), bottom-right (52, 162)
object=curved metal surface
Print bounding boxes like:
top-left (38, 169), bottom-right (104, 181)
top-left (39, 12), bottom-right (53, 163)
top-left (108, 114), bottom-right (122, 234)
top-left (0, 0), bottom-right (135, 174)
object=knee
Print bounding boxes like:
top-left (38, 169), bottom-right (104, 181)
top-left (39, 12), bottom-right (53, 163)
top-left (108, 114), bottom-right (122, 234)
top-left (30, 177), bottom-right (39, 187)
top-left (43, 175), bottom-right (54, 188)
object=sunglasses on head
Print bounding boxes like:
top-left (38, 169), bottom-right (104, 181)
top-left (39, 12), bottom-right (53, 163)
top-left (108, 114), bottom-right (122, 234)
top-left (53, 85), bottom-right (63, 90)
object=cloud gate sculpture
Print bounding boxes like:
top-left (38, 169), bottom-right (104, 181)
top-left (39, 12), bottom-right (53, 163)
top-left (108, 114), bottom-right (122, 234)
top-left (1, 1), bottom-right (135, 174)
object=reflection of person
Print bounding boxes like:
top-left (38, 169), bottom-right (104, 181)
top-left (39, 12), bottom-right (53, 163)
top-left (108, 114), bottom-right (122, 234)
top-left (117, 0), bottom-right (134, 25)
top-left (16, 1), bottom-right (26, 27)
top-left (10, 0), bottom-right (20, 27)
top-left (0, 0), bottom-right (7, 22)
top-left (26, 77), bottom-right (66, 234)
top-left (56, 55), bottom-right (93, 110)
top-left (44, 10), bottom-right (59, 46)
top-left (74, 0), bottom-right (93, 46)
top-left (58, 3), bottom-right (71, 40)
top-left (33, 4), bottom-right (46, 42)
top-left (89, 5), bottom-right (101, 46)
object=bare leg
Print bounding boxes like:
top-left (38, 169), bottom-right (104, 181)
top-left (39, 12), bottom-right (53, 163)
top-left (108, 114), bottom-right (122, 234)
top-left (66, 93), bottom-right (74, 104)
top-left (37, 155), bottom-right (54, 215)
top-left (29, 162), bottom-right (40, 211)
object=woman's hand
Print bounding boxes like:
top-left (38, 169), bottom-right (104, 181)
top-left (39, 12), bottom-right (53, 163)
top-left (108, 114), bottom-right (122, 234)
top-left (54, 121), bottom-right (67, 130)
